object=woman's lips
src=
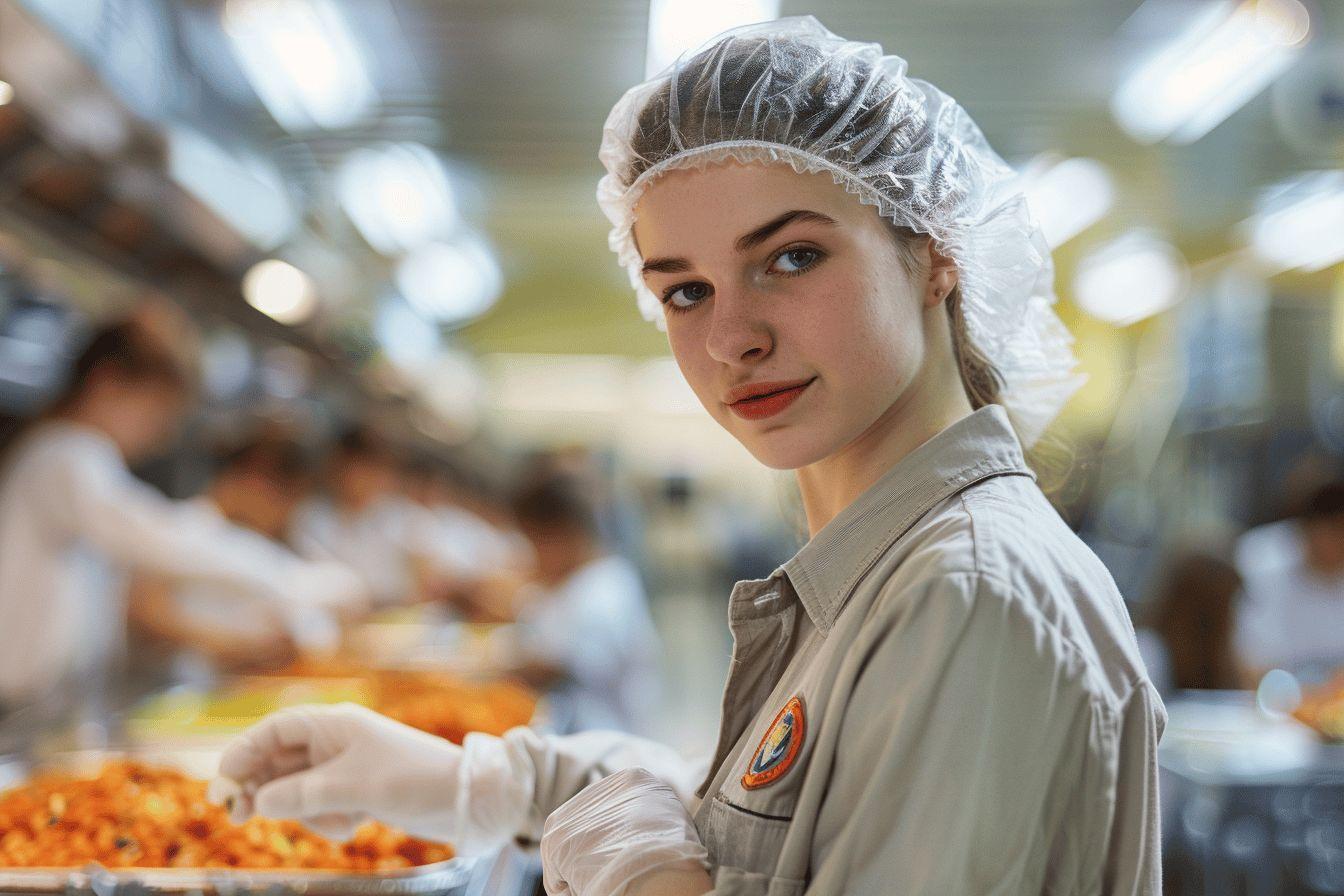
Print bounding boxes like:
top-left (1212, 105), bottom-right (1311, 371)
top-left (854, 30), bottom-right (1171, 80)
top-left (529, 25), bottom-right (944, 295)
top-left (727, 378), bottom-right (816, 421)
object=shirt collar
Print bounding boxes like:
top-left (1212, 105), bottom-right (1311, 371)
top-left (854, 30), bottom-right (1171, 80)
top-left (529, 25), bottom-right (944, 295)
top-left (779, 404), bottom-right (1034, 635)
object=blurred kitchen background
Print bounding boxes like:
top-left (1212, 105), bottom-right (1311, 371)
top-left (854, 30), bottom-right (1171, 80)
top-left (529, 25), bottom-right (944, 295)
top-left (0, 0), bottom-right (1342, 892)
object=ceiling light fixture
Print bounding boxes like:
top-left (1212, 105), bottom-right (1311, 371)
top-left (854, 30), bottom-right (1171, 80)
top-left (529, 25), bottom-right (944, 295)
top-left (222, 0), bottom-right (376, 132)
top-left (1112, 0), bottom-right (1311, 144)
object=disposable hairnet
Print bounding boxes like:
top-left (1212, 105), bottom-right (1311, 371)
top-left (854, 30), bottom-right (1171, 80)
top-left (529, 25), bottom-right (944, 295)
top-left (597, 16), bottom-right (1084, 446)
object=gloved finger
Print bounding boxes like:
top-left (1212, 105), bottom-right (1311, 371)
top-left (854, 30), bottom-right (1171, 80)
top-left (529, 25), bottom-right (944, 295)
top-left (254, 764), bottom-right (368, 821)
top-left (218, 731), bottom-right (269, 785)
top-left (302, 812), bottom-right (365, 842)
top-left (207, 777), bottom-right (257, 824)
top-left (609, 855), bottom-right (712, 896)
top-left (220, 743), bottom-right (313, 794)
top-left (220, 707), bottom-right (342, 783)
top-left (220, 715), bottom-right (308, 782)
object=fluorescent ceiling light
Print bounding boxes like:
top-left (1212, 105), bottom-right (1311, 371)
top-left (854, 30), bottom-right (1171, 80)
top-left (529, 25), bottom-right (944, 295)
top-left (1247, 170), bottom-right (1344, 273)
top-left (1016, 155), bottom-right (1116, 249)
top-left (645, 0), bottom-right (780, 77)
top-left (167, 127), bottom-right (295, 249)
top-left (222, 0), bottom-right (376, 132)
top-left (1073, 230), bottom-right (1188, 326)
top-left (1112, 0), bottom-right (1311, 144)
top-left (242, 258), bottom-right (318, 325)
top-left (0, 81), bottom-right (13, 106)
top-left (395, 234), bottom-right (503, 326)
top-left (337, 143), bottom-right (458, 255)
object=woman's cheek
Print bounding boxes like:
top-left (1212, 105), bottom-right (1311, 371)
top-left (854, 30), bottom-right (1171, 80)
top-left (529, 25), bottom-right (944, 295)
top-left (786, 278), bottom-right (862, 361)
top-left (665, 321), bottom-right (718, 409)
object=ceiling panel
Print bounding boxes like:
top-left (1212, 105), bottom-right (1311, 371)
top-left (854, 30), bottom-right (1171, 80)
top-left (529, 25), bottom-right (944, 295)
top-left (148, 1), bottom-right (1344, 354)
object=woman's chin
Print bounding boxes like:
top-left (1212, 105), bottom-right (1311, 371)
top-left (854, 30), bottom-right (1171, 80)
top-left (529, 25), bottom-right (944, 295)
top-left (735, 428), bottom-right (835, 471)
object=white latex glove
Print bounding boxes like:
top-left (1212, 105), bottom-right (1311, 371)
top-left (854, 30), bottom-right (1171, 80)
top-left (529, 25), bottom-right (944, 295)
top-left (214, 703), bottom-right (533, 852)
top-left (541, 768), bottom-right (712, 896)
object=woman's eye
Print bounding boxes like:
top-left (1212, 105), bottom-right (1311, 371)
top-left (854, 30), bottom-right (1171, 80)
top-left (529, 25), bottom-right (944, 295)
top-left (664, 282), bottom-right (712, 310)
top-left (770, 248), bottom-right (822, 275)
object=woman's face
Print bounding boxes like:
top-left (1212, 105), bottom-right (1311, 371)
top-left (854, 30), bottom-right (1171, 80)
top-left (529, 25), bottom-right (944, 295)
top-left (633, 162), bottom-right (944, 470)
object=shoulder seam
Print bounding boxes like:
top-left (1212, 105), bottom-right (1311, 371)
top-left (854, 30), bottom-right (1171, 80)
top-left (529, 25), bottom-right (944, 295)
top-left (888, 565), bottom-right (1129, 714)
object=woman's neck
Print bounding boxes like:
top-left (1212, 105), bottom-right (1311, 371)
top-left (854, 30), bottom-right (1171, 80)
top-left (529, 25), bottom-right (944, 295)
top-left (794, 374), bottom-right (973, 540)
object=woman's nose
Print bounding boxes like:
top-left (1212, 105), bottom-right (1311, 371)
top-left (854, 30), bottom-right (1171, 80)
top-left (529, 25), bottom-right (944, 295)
top-left (704, 289), bottom-right (772, 364)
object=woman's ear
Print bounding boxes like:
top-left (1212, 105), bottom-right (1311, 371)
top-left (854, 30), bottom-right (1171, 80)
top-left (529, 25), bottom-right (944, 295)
top-left (923, 241), bottom-right (960, 309)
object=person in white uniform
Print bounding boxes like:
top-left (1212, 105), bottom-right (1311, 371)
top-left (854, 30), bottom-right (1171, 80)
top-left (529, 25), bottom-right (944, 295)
top-left (215, 18), bottom-right (1165, 895)
top-left (0, 319), bottom-right (363, 721)
top-left (291, 427), bottom-right (441, 608)
top-left (489, 472), bottom-right (661, 736)
top-left (127, 432), bottom-right (366, 688)
top-left (402, 455), bottom-right (534, 588)
top-left (1234, 479), bottom-right (1344, 681)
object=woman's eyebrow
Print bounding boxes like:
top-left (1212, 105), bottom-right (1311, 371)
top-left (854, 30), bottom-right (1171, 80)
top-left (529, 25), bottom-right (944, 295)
top-left (735, 210), bottom-right (837, 253)
top-left (641, 256), bottom-right (693, 276)
top-left (640, 210), bottom-right (837, 277)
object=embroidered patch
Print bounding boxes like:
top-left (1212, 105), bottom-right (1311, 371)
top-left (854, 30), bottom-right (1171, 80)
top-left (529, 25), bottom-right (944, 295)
top-left (742, 695), bottom-right (806, 790)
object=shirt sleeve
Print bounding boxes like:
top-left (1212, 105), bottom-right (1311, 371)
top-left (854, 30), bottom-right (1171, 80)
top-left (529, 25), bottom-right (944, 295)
top-left (49, 438), bottom-right (297, 600)
top-left (496, 726), bottom-right (709, 842)
top-left (802, 571), bottom-right (1160, 896)
top-left (1101, 680), bottom-right (1165, 896)
top-left (518, 567), bottom-right (645, 688)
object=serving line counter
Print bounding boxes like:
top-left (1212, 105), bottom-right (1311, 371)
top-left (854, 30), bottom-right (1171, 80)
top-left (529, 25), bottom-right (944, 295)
top-left (1159, 691), bottom-right (1344, 896)
top-left (0, 610), bottom-right (549, 895)
top-left (0, 746), bottom-right (542, 895)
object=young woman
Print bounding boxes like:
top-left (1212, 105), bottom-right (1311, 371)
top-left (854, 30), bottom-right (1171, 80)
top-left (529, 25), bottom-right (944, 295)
top-left (216, 18), bottom-right (1164, 895)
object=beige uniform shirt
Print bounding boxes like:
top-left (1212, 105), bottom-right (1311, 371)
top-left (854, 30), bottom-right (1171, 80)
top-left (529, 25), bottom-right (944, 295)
top-left (511, 406), bottom-right (1165, 894)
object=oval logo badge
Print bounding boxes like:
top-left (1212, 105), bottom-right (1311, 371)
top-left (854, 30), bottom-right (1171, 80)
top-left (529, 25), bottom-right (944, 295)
top-left (742, 695), bottom-right (806, 790)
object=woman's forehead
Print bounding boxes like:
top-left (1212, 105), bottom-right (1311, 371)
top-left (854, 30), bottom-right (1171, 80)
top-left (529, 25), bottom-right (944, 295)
top-left (632, 161), bottom-right (868, 252)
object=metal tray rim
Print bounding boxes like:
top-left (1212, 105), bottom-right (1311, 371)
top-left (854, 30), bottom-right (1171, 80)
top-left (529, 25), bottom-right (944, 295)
top-left (0, 751), bottom-right (477, 893)
top-left (0, 856), bottom-right (478, 894)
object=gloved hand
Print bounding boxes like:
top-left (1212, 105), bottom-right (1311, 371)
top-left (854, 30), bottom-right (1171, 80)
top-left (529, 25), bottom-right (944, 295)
top-left (213, 703), bottom-right (533, 852)
top-left (541, 768), bottom-right (712, 896)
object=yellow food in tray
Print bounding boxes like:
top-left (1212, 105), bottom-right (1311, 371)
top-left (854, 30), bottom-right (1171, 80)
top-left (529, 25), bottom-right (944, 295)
top-left (0, 761), bottom-right (453, 871)
top-left (129, 666), bottom-right (537, 746)
top-left (1294, 672), bottom-right (1344, 741)
top-left (254, 662), bottom-right (538, 745)
top-left (131, 678), bottom-right (374, 738)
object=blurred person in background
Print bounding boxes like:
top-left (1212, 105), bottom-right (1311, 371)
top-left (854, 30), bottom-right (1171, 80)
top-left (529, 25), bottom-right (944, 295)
top-left (291, 426), bottom-right (441, 608)
top-left (1135, 547), bottom-right (1244, 695)
top-left (215, 19), bottom-right (1163, 894)
top-left (0, 316), bottom-right (361, 725)
top-left (402, 452), bottom-right (532, 587)
top-left (125, 431), bottom-right (367, 691)
top-left (521, 443), bottom-right (648, 569)
top-left (1235, 478), bottom-right (1344, 682)
top-left (485, 471), bottom-right (662, 735)
top-left (446, 459), bottom-right (536, 572)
